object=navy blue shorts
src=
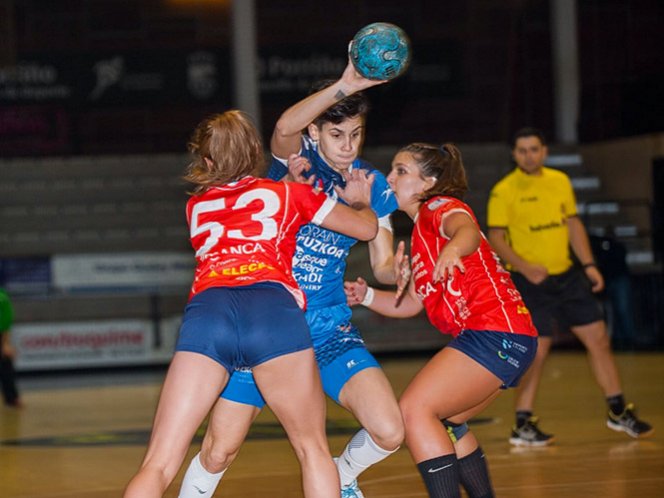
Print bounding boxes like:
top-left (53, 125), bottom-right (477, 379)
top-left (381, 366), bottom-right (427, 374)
top-left (447, 330), bottom-right (537, 388)
top-left (175, 283), bottom-right (313, 374)
top-left (511, 267), bottom-right (605, 337)
top-left (221, 303), bottom-right (379, 407)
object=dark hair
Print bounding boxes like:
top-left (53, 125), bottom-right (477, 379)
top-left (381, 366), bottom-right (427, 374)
top-left (511, 127), bottom-right (546, 148)
top-left (399, 142), bottom-right (468, 201)
top-left (184, 110), bottom-right (265, 193)
top-left (309, 79), bottom-right (370, 128)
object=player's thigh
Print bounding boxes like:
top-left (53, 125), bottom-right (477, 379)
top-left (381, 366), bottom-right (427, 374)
top-left (338, 366), bottom-right (403, 439)
top-left (400, 347), bottom-right (502, 421)
top-left (203, 397), bottom-right (261, 456)
top-left (144, 352), bottom-right (229, 471)
top-left (446, 390), bottom-right (501, 425)
top-left (253, 349), bottom-right (327, 437)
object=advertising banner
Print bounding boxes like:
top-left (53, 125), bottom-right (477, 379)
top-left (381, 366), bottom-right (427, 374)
top-left (0, 49), bottom-right (230, 105)
top-left (0, 257), bottom-right (51, 295)
top-left (51, 252), bottom-right (194, 292)
top-left (13, 319), bottom-right (160, 371)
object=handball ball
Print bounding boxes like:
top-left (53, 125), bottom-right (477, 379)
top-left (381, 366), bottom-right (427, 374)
top-left (349, 22), bottom-right (412, 81)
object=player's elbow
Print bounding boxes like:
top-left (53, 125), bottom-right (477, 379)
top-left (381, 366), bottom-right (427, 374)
top-left (272, 119), bottom-right (296, 142)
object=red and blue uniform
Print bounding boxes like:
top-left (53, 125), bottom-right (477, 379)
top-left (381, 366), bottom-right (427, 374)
top-left (187, 176), bottom-right (335, 308)
top-left (222, 137), bottom-right (397, 407)
top-left (412, 196), bottom-right (537, 387)
top-left (176, 177), bottom-right (336, 373)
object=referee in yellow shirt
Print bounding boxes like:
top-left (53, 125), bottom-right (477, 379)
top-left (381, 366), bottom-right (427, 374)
top-left (487, 127), bottom-right (653, 445)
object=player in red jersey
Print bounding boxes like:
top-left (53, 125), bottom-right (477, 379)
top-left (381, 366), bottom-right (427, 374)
top-left (123, 110), bottom-right (378, 498)
top-left (345, 143), bottom-right (537, 498)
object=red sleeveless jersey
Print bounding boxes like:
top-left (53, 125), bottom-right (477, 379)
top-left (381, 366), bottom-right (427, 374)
top-left (411, 196), bottom-right (537, 337)
top-left (186, 177), bottom-right (335, 308)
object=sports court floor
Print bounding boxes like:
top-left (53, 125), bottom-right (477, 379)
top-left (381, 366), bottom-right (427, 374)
top-left (1, 351), bottom-right (663, 497)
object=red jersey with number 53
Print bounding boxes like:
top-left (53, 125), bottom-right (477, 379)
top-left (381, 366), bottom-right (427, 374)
top-left (186, 176), bottom-right (335, 308)
top-left (411, 196), bottom-right (537, 337)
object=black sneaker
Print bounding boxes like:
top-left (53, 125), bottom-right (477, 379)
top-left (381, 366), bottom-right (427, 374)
top-left (509, 416), bottom-right (555, 447)
top-left (607, 403), bottom-right (654, 438)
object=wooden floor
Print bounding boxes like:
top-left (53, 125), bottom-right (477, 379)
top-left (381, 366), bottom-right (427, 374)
top-left (1, 351), bottom-right (663, 498)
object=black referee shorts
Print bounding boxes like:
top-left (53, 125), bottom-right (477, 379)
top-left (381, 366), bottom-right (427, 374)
top-left (511, 267), bottom-right (605, 337)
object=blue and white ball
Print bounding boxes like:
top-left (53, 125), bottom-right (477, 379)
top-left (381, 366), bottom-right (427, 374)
top-left (349, 22), bottom-right (411, 81)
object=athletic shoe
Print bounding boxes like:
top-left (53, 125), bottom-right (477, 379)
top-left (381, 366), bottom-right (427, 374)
top-left (334, 457), bottom-right (365, 498)
top-left (341, 479), bottom-right (365, 498)
top-left (509, 416), bottom-right (555, 446)
top-left (607, 403), bottom-right (654, 438)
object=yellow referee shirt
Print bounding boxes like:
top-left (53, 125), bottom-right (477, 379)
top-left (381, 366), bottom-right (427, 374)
top-left (487, 167), bottom-right (577, 275)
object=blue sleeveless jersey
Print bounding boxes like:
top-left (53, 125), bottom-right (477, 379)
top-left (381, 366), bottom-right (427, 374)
top-left (268, 136), bottom-right (397, 310)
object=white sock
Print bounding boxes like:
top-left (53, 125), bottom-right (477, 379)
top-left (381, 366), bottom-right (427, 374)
top-left (178, 452), bottom-right (225, 498)
top-left (337, 428), bottom-right (398, 487)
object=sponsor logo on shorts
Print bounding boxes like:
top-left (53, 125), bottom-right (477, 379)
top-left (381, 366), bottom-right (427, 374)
top-left (346, 358), bottom-right (366, 370)
top-left (501, 338), bottom-right (528, 354)
top-left (497, 349), bottom-right (520, 369)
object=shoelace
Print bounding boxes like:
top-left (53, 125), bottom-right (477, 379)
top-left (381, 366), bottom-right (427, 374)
top-left (341, 481), bottom-right (361, 498)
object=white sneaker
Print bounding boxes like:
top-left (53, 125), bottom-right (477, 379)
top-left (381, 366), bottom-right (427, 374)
top-left (334, 457), bottom-right (365, 498)
top-left (341, 479), bottom-right (365, 498)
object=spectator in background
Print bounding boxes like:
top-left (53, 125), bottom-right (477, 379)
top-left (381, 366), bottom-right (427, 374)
top-left (0, 287), bottom-right (22, 408)
top-left (487, 127), bottom-right (653, 446)
top-left (589, 229), bottom-right (637, 350)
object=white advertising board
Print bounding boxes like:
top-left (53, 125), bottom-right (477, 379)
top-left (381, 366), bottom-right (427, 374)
top-left (51, 252), bottom-right (194, 291)
top-left (13, 317), bottom-right (180, 371)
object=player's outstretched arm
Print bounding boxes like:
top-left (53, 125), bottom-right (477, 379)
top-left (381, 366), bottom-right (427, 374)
top-left (270, 60), bottom-right (386, 159)
top-left (344, 277), bottom-right (422, 318)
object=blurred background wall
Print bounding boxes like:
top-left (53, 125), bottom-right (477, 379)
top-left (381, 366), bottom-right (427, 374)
top-left (1, 0), bottom-right (662, 371)
top-left (1, 0), bottom-right (661, 155)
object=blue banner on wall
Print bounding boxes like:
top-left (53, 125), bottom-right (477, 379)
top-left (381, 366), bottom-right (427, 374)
top-left (0, 258), bottom-right (51, 295)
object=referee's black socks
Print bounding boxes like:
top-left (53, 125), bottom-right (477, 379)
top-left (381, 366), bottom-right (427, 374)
top-left (515, 410), bottom-right (532, 427)
top-left (607, 394), bottom-right (626, 415)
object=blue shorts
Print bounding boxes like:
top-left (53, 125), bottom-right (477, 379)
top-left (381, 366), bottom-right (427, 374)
top-left (220, 303), bottom-right (379, 407)
top-left (175, 283), bottom-right (312, 375)
top-left (446, 330), bottom-right (537, 388)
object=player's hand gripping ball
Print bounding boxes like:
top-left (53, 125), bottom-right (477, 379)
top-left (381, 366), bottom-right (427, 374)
top-left (349, 22), bottom-right (412, 81)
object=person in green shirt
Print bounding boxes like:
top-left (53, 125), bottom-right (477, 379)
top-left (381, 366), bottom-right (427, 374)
top-left (0, 288), bottom-right (22, 408)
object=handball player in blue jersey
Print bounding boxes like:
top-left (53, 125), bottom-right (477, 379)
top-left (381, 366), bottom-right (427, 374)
top-left (178, 61), bottom-right (406, 498)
